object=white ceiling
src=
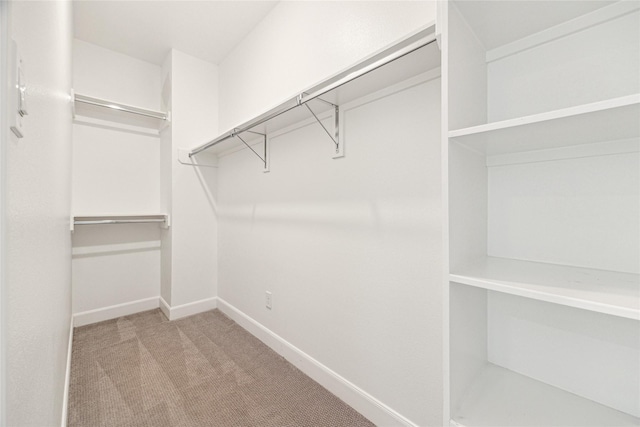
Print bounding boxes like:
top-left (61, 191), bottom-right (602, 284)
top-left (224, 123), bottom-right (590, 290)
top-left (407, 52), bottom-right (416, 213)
top-left (73, 0), bottom-right (279, 66)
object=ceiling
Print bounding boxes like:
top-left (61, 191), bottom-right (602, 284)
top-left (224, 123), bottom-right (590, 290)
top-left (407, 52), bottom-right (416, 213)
top-left (73, 1), bottom-right (279, 66)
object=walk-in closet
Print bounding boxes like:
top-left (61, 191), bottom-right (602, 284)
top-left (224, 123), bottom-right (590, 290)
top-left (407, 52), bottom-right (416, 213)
top-left (2, 1), bottom-right (638, 426)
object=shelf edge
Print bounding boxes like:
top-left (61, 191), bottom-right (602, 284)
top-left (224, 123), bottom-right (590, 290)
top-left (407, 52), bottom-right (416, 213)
top-left (74, 93), bottom-right (168, 120)
top-left (448, 94), bottom-right (640, 139)
top-left (449, 273), bottom-right (640, 321)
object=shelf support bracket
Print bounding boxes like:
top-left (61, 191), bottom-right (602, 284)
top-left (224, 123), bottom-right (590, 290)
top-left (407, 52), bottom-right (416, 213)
top-left (235, 129), bottom-right (269, 172)
top-left (302, 96), bottom-right (342, 158)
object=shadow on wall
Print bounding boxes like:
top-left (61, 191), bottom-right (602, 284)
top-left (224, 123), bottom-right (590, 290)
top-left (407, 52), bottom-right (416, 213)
top-left (191, 160), bottom-right (219, 217)
top-left (72, 223), bottom-right (161, 258)
top-left (218, 197), bottom-right (437, 238)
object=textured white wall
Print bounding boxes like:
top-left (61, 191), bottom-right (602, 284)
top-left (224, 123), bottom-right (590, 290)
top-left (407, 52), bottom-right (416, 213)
top-left (73, 39), bottom-right (161, 110)
top-left (5, 1), bottom-right (73, 425)
top-left (0, 1), bottom-right (8, 423)
top-left (218, 1), bottom-right (436, 132)
top-left (488, 291), bottom-right (640, 417)
top-left (71, 40), bottom-right (162, 315)
top-left (487, 151), bottom-right (639, 274)
top-left (218, 75), bottom-right (442, 425)
top-left (216, 3), bottom-right (441, 424)
top-left (165, 50), bottom-right (218, 307)
top-left (487, 9), bottom-right (639, 122)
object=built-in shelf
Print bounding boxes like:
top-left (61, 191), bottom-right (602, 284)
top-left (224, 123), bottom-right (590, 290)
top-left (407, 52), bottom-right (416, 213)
top-left (190, 25), bottom-right (441, 157)
top-left (451, 364), bottom-right (639, 427)
top-left (71, 214), bottom-right (170, 232)
top-left (453, 0), bottom-right (638, 62)
top-left (73, 93), bottom-right (169, 130)
top-left (448, 94), bottom-right (640, 156)
top-left (450, 257), bottom-right (640, 320)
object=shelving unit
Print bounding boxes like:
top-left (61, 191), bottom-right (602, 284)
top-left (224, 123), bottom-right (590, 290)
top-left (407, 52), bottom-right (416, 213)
top-left (71, 91), bottom-right (164, 229)
top-left (449, 94), bottom-right (640, 155)
top-left (188, 26), bottom-right (440, 158)
top-left (451, 257), bottom-right (639, 320)
top-left (445, 0), bottom-right (640, 425)
top-left (71, 214), bottom-right (169, 232)
top-left (73, 92), bottom-right (169, 130)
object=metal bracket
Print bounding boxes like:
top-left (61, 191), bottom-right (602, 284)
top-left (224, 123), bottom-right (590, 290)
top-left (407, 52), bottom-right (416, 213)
top-left (178, 148), bottom-right (218, 167)
top-left (234, 129), bottom-right (269, 172)
top-left (302, 96), bottom-right (342, 158)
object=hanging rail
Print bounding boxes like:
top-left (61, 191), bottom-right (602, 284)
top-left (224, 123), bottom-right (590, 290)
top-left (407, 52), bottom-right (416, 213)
top-left (71, 214), bottom-right (170, 232)
top-left (74, 94), bottom-right (168, 121)
top-left (74, 218), bottom-right (166, 225)
top-left (189, 27), bottom-right (437, 158)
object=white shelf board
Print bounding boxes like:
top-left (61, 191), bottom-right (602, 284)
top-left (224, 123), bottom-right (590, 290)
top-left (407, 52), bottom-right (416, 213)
top-left (451, 363), bottom-right (639, 427)
top-left (450, 257), bottom-right (640, 320)
top-left (193, 35), bottom-right (441, 156)
top-left (448, 94), bottom-right (640, 156)
top-left (73, 93), bottom-right (168, 130)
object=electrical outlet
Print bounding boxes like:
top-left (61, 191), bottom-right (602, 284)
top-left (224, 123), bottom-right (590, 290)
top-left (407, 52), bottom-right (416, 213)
top-left (265, 291), bottom-right (272, 310)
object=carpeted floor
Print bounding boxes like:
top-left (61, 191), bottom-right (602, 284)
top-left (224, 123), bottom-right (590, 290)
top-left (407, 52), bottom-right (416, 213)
top-left (68, 309), bottom-right (374, 427)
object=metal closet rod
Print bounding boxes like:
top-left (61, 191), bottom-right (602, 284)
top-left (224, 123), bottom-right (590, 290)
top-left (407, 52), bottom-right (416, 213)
top-left (74, 218), bottom-right (166, 226)
top-left (189, 30), bottom-right (437, 158)
top-left (75, 94), bottom-right (168, 121)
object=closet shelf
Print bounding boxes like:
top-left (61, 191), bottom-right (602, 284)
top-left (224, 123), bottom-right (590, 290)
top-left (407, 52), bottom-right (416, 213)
top-left (453, 0), bottom-right (637, 62)
top-left (448, 94), bottom-right (640, 156)
top-left (451, 364), bottom-right (639, 427)
top-left (450, 257), bottom-right (639, 320)
top-left (71, 214), bottom-right (170, 232)
top-left (189, 25), bottom-right (440, 158)
top-left (73, 92), bottom-right (169, 130)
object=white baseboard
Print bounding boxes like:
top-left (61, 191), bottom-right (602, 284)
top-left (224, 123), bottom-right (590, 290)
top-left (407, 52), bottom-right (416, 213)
top-left (72, 297), bottom-right (160, 327)
top-left (61, 316), bottom-right (73, 427)
top-left (160, 296), bottom-right (217, 321)
top-left (159, 296), bottom-right (171, 320)
top-left (72, 296), bottom-right (218, 327)
top-left (216, 298), bottom-right (417, 427)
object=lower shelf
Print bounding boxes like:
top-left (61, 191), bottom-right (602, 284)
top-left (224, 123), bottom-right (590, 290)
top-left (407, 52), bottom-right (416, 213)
top-left (450, 257), bottom-right (639, 320)
top-left (71, 214), bottom-right (170, 231)
top-left (451, 364), bottom-right (639, 427)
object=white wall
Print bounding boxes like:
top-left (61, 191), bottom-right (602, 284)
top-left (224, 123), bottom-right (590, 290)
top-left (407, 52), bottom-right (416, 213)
top-left (5, 1), bottom-right (73, 424)
top-left (218, 1), bottom-right (436, 132)
top-left (71, 40), bottom-right (162, 315)
top-left (162, 50), bottom-right (218, 308)
top-left (487, 9), bottom-right (639, 122)
top-left (216, 4), bottom-right (440, 424)
top-left (218, 73), bottom-right (442, 425)
top-left (0, 2), bottom-right (8, 422)
top-left (73, 39), bottom-right (161, 110)
top-left (487, 149), bottom-right (639, 274)
top-left (488, 291), bottom-right (640, 417)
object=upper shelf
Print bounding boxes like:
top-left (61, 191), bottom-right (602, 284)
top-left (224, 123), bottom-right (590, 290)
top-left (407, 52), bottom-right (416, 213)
top-left (448, 94), bottom-right (640, 156)
top-left (189, 25), bottom-right (441, 157)
top-left (73, 93), bottom-right (169, 130)
top-left (71, 214), bottom-right (170, 232)
top-left (452, 0), bottom-right (631, 57)
top-left (450, 256), bottom-right (640, 320)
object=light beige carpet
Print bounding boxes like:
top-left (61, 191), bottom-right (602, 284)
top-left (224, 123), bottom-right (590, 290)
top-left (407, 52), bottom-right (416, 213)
top-left (68, 309), bottom-right (374, 427)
